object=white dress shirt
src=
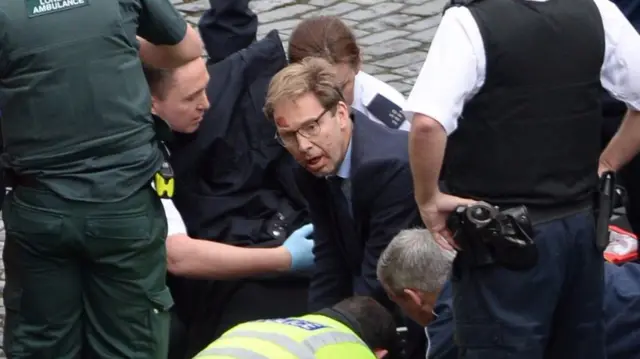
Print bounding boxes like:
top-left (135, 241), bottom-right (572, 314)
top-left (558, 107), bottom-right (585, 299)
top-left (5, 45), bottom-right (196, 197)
top-left (405, 0), bottom-right (640, 134)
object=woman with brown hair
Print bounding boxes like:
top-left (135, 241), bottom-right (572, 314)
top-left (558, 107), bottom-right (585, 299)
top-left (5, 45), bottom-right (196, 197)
top-left (288, 16), bottom-right (410, 131)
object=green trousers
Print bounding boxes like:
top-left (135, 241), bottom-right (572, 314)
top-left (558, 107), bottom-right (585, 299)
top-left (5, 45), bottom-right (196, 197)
top-left (2, 185), bottom-right (171, 359)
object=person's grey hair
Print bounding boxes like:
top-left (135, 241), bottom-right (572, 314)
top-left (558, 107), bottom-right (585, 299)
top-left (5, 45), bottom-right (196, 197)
top-left (377, 229), bottom-right (455, 295)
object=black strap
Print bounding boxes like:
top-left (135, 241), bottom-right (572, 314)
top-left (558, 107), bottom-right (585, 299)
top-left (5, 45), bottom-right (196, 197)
top-left (443, 0), bottom-right (484, 12)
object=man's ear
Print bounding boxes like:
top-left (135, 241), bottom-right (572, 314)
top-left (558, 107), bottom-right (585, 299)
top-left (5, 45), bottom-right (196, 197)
top-left (150, 95), bottom-right (159, 116)
top-left (337, 101), bottom-right (351, 127)
top-left (403, 288), bottom-right (423, 307)
top-left (373, 349), bottom-right (388, 359)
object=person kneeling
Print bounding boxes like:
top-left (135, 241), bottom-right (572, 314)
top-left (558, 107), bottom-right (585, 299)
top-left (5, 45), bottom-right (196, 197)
top-left (191, 296), bottom-right (400, 359)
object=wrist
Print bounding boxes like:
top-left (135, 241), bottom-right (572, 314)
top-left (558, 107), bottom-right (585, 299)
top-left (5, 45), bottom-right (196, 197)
top-left (272, 246), bottom-right (292, 273)
top-left (417, 189), bottom-right (440, 207)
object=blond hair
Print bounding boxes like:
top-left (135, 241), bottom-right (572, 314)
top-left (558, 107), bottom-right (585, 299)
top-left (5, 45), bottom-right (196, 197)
top-left (264, 57), bottom-right (343, 120)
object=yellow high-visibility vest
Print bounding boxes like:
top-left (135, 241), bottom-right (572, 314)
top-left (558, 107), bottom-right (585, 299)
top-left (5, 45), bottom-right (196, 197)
top-left (193, 314), bottom-right (377, 359)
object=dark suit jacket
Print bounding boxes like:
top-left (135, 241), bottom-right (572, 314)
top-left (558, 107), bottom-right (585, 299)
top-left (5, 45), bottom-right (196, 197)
top-left (296, 110), bottom-right (423, 312)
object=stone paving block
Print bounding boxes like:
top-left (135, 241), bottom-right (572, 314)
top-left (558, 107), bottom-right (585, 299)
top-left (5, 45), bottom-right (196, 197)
top-left (174, 0), bottom-right (210, 14)
top-left (376, 73), bottom-right (405, 83)
top-left (343, 2), bottom-right (405, 22)
top-left (259, 19), bottom-right (301, 34)
top-left (379, 13), bottom-right (423, 28)
top-left (376, 51), bottom-right (428, 68)
top-left (356, 20), bottom-right (393, 33)
top-left (309, 0), bottom-right (340, 5)
top-left (408, 27), bottom-right (438, 42)
top-left (401, 0), bottom-right (449, 17)
top-left (405, 14), bottom-right (442, 32)
top-left (260, 4), bottom-right (317, 23)
top-left (358, 29), bottom-right (410, 46)
top-left (341, 18), bottom-right (359, 27)
top-left (361, 64), bottom-right (384, 75)
top-left (250, 0), bottom-right (299, 13)
top-left (352, 29), bottom-right (371, 38)
top-left (364, 38), bottom-right (422, 57)
top-left (301, 2), bottom-right (361, 19)
top-left (350, 0), bottom-right (387, 4)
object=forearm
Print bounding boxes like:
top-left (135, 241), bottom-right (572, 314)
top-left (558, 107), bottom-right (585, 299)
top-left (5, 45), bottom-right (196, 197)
top-left (167, 235), bottom-right (291, 279)
top-left (136, 26), bottom-right (203, 69)
top-left (600, 109), bottom-right (640, 173)
top-left (409, 114), bottom-right (448, 205)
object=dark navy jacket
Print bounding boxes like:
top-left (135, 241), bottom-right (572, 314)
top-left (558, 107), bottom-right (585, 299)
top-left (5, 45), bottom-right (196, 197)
top-left (296, 112), bottom-right (423, 311)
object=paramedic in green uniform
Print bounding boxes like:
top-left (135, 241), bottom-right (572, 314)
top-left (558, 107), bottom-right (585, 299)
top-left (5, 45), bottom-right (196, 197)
top-left (0, 1), bottom-right (203, 358)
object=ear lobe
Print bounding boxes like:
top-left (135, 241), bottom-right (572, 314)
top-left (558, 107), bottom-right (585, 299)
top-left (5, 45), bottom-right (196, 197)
top-left (150, 96), bottom-right (159, 116)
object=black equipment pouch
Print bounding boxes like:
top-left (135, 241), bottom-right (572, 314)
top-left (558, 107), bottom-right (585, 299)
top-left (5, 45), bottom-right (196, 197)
top-left (447, 201), bottom-right (538, 271)
top-left (596, 171), bottom-right (616, 252)
top-left (154, 144), bottom-right (175, 199)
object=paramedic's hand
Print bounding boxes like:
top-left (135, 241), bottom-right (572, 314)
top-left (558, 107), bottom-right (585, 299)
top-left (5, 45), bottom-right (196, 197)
top-left (420, 192), bottom-right (477, 251)
top-left (282, 223), bottom-right (315, 272)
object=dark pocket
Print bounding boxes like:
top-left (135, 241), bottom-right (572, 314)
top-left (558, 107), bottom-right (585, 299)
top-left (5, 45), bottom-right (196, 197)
top-left (456, 322), bottom-right (509, 359)
top-left (4, 197), bottom-right (63, 236)
top-left (145, 287), bottom-right (174, 355)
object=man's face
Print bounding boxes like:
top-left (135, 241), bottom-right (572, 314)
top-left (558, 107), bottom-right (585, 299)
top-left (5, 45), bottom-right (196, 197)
top-left (152, 58), bottom-right (210, 134)
top-left (334, 62), bottom-right (357, 107)
top-left (386, 286), bottom-right (439, 327)
top-left (273, 92), bottom-right (351, 177)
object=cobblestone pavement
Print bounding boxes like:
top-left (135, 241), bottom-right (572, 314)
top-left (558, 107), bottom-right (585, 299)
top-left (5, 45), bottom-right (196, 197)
top-left (0, 0), bottom-right (443, 356)
top-left (176, 0), bottom-right (444, 95)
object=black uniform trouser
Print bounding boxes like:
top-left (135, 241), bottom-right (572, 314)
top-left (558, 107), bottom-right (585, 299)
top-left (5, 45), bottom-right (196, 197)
top-left (452, 211), bottom-right (605, 359)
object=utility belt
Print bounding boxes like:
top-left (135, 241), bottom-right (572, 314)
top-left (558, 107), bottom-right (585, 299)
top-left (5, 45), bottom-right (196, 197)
top-left (449, 176), bottom-right (616, 271)
top-left (5, 142), bottom-right (176, 200)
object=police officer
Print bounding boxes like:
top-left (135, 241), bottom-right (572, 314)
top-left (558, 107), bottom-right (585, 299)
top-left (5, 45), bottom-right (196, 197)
top-left (0, 1), bottom-right (203, 358)
top-left (191, 296), bottom-right (399, 359)
top-left (406, 0), bottom-right (640, 357)
top-left (288, 16), bottom-right (410, 131)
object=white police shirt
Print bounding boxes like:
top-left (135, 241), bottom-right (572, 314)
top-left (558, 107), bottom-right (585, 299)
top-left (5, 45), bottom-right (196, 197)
top-left (151, 182), bottom-right (187, 236)
top-left (404, 0), bottom-right (640, 134)
top-left (162, 198), bottom-right (187, 236)
top-left (352, 71), bottom-right (411, 131)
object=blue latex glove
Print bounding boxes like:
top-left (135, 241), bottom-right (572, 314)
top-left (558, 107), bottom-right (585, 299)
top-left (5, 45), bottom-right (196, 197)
top-left (283, 223), bottom-right (315, 272)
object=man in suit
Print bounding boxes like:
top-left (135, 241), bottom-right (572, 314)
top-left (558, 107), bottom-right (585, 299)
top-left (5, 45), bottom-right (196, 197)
top-left (263, 57), bottom-right (424, 359)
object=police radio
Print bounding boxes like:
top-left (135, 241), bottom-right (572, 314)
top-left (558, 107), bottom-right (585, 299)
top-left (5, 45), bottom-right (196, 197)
top-left (154, 139), bottom-right (175, 200)
top-left (154, 161), bottom-right (174, 199)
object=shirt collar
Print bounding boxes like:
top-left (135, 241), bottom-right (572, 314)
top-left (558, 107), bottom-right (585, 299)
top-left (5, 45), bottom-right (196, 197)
top-left (335, 137), bottom-right (353, 179)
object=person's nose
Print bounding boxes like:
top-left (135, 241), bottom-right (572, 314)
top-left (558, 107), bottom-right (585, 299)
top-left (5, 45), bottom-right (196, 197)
top-left (200, 93), bottom-right (210, 111)
top-left (296, 133), bottom-right (314, 153)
